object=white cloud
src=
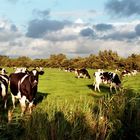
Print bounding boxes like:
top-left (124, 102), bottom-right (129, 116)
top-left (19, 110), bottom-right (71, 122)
top-left (0, 17), bottom-right (140, 58)
top-left (75, 18), bottom-right (84, 24)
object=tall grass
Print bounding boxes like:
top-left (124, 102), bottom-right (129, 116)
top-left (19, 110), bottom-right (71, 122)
top-left (11, 90), bottom-right (140, 140)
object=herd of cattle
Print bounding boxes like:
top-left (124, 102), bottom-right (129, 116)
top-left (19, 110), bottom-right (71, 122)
top-left (0, 67), bottom-right (138, 116)
top-left (74, 68), bottom-right (121, 92)
top-left (66, 67), bottom-right (138, 93)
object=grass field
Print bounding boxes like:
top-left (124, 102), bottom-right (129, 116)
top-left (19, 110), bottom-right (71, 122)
top-left (38, 68), bottom-right (140, 101)
top-left (0, 68), bottom-right (140, 140)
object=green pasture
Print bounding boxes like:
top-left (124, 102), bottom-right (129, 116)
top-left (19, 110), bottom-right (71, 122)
top-left (0, 68), bottom-right (140, 140)
top-left (0, 67), bottom-right (139, 113)
top-left (38, 68), bottom-right (140, 99)
top-left (38, 68), bottom-right (94, 101)
top-left (3, 67), bottom-right (140, 111)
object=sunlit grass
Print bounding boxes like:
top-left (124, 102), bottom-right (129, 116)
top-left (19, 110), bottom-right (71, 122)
top-left (122, 74), bottom-right (140, 92)
top-left (0, 68), bottom-right (140, 139)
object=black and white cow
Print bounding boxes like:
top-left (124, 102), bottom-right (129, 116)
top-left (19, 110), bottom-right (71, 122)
top-left (9, 68), bottom-right (44, 115)
top-left (121, 70), bottom-right (131, 77)
top-left (64, 67), bottom-right (75, 72)
top-left (13, 67), bottom-right (28, 73)
top-left (131, 70), bottom-right (138, 76)
top-left (75, 68), bottom-right (91, 79)
top-left (121, 69), bottom-right (138, 77)
top-left (0, 68), bottom-right (9, 109)
top-left (94, 71), bottom-right (121, 92)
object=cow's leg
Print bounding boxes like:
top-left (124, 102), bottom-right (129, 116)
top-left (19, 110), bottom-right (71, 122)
top-left (1, 84), bottom-right (7, 109)
top-left (110, 83), bottom-right (117, 93)
top-left (3, 95), bottom-right (7, 109)
top-left (110, 84), bottom-right (112, 93)
top-left (29, 102), bottom-right (33, 114)
top-left (97, 83), bottom-right (100, 92)
top-left (19, 96), bottom-right (26, 116)
top-left (8, 109), bottom-right (13, 123)
top-left (114, 84), bottom-right (118, 93)
top-left (94, 83), bottom-right (100, 92)
top-left (114, 86), bottom-right (117, 93)
top-left (110, 83), bottom-right (114, 93)
top-left (11, 94), bottom-right (16, 109)
top-left (84, 74), bottom-right (86, 78)
top-left (94, 83), bottom-right (97, 91)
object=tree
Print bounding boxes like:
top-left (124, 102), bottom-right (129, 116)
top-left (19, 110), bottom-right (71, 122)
top-left (0, 55), bottom-right (10, 66)
top-left (98, 50), bottom-right (120, 69)
top-left (125, 54), bottom-right (140, 70)
top-left (48, 54), bottom-right (67, 68)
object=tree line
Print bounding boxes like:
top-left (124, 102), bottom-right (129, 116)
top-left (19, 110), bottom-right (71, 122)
top-left (0, 50), bottom-right (140, 70)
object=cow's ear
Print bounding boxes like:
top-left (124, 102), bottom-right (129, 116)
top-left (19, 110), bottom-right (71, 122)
top-left (39, 71), bottom-right (44, 75)
top-left (0, 68), bottom-right (2, 70)
top-left (25, 69), bottom-right (30, 74)
top-left (28, 70), bottom-right (33, 75)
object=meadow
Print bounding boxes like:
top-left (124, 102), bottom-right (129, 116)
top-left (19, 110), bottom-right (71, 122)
top-left (0, 68), bottom-right (140, 140)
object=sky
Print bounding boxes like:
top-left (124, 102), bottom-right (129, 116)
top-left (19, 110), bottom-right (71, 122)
top-left (0, 0), bottom-right (140, 58)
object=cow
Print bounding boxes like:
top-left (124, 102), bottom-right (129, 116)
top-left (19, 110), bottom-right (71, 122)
top-left (131, 70), bottom-right (138, 76)
top-left (9, 68), bottom-right (44, 116)
top-left (94, 71), bottom-right (121, 93)
top-left (13, 67), bottom-right (28, 73)
top-left (75, 68), bottom-right (91, 79)
top-left (0, 68), bottom-right (9, 109)
top-left (121, 70), bottom-right (131, 77)
top-left (64, 67), bottom-right (75, 72)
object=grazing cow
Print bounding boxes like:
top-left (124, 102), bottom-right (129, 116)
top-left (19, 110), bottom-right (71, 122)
top-left (0, 68), bottom-right (9, 109)
top-left (131, 70), bottom-right (138, 76)
top-left (121, 69), bottom-right (138, 77)
top-left (121, 70), bottom-right (131, 77)
top-left (75, 68), bottom-right (91, 79)
top-left (9, 68), bottom-right (44, 115)
top-left (64, 67), bottom-right (75, 72)
top-left (94, 71), bottom-right (121, 92)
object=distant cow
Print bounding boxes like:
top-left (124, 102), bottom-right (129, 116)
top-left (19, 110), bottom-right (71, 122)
top-left (121, 69), bottom-right (138, 77)
top-left (13, 67), bottom-right (28, 73)
top-left (64, 67), bottom-right (75, 72)
top-left (131, 70), bottom-right (138, 75)
top-left (0, 68), bottom-right (9, 109)
top-left (9, 68), bottom-right (44, 115)
top-left (121, 70), bottom-right (131, 77)
top-left (94, 71), bottom-right (121, 92)
top-left (75, 68), bottom-right (91, 79)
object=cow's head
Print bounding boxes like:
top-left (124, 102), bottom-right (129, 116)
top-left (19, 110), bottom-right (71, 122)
top-left (29, 68), bottom-right (44, 88)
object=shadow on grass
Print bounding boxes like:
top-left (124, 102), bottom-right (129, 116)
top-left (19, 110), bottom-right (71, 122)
top-left (34, 91), bottom-right (50, 105)
top-left (87, 84), bottom-right (110, 92)
top-left (19, 110), bottom-right (95, 140)
top-left (87, 84), bottom-right (115, 98)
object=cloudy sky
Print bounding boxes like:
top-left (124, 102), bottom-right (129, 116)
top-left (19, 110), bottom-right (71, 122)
top-left (0, 0), bottom-right (140, 58)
